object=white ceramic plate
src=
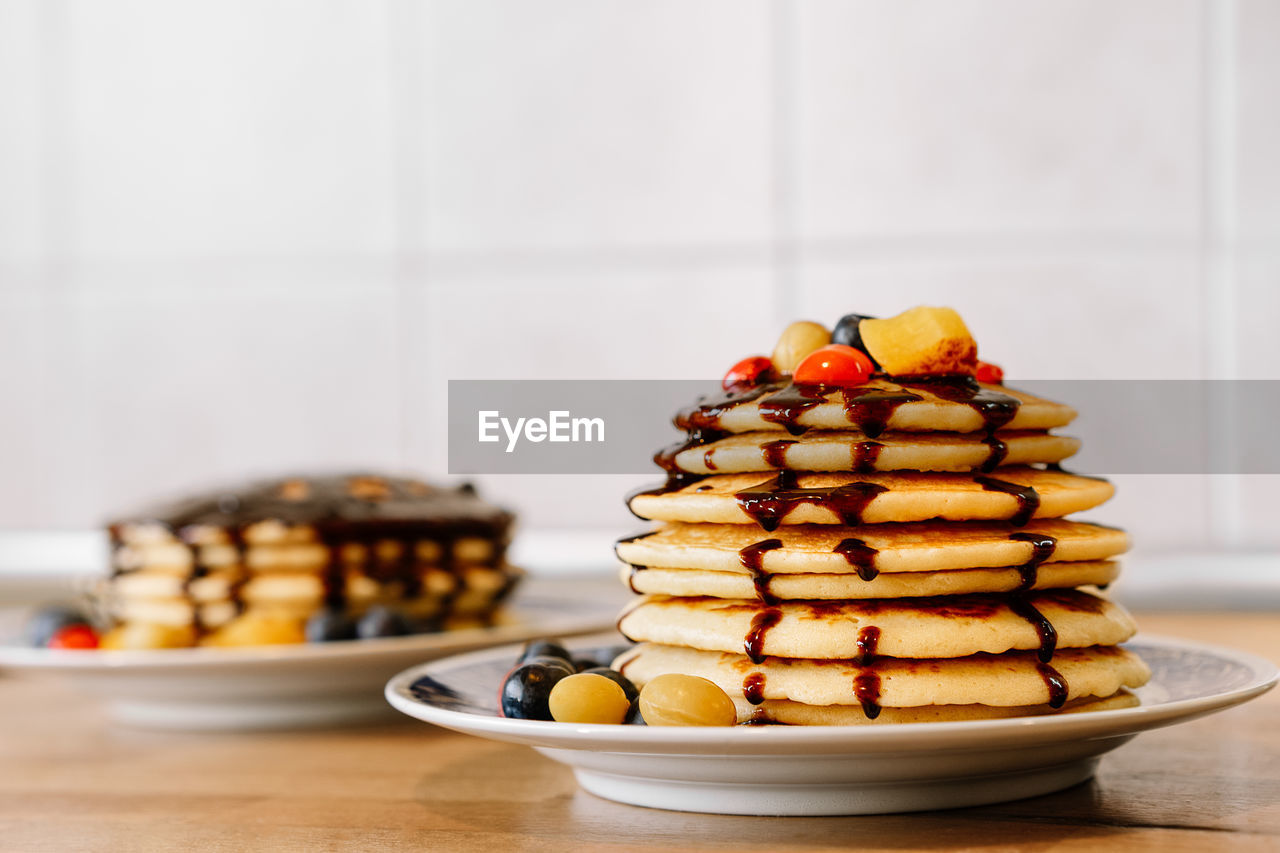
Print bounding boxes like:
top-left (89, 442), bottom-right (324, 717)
top-left (0, 595), bottom-right (615, 731)
top-left (385, 633), bottom-right (1278, 816)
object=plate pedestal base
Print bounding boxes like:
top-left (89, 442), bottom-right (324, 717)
top-left (571, 758), bottom-right (1099, 816)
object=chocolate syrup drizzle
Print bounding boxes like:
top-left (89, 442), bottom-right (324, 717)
top-left (738, 539), bottom-right (784, 604)
top-left (109, 475), bottom-right (515, 624)
top-left (735, 471), bottom-right (888, 532)
top-left (761, 439), bottom-right (798, 469)
top-left (1008, 531), bottom-right (1058, 590)
top-left (975, 475), bottom-right (1041, 526)
top-left (851, 626), bottom-right (883, 718)
top-left (743, 672), bottom-right (767, 705)
top-left (834, 538), bottom-right (879, 581)
top-left (1007, 595), bottom-right (1058, 664)
top-left (670, 375), bottom-right (1022, 466)
top-left (744, 609), bottom-right (782, 664)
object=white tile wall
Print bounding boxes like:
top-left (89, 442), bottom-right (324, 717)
top-left (794, 0), bottom-right (1203, 242)
top-left (0, 0), bottom-right (48, 265)
top-left (64, 0), bottom-right (397, 260)
top-left (1237, 0), bottom-right (1280, 241)
top-left (414, 0), bottom-right (773, 254)
top-left (0, 1), bottom-right (1276, 574)
top-left (53, 261), bottom-right (403, 525)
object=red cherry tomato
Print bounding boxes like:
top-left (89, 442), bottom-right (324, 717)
top-left (793, 345), bottom-right (874, 387)
top-left (722, 356), bottom-right (774, 391)
top-left (48, 624), bottom-right (99, 650)
top-left (975, 360), bottom-right (1004, 384)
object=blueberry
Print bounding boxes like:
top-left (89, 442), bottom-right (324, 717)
top-left (581, 667), bottom-right (639, 703)
top-left (831, 313), bottom-right (878, 364)
top-left (305, 607), bottom-right (357, 642)
top-left (522, 655), bottom-right (575, 678)
top-left (572, 657), bottom-right (603, 672)
top-left (500, 660), bottom-right (573, 720)
top-left (25, 605), bottom-right (90, 648)
top-left (518, 638), bottom-right (572, 666)
top-left (626, 696), bottom-right (646, 725)
top-left (355, 606), bottom-right (410, 639)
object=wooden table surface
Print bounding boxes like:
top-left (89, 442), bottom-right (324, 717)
top-left (1, 610), bottom-right (1277, 853)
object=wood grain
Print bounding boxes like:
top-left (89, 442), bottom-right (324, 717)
top-left (0, 609), bottom-right (1276, 852)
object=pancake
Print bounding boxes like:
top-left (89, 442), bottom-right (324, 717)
top-left (734, 691), bottom-right (1140, 725)
top-left (621, 560), bottom-right (1119, 600)
top-left (674, 378), bottom-right (1075, 436)
top-left (629, 467), bottom-right (1114, 528)
top-left (670, 429), bottom-right (1079, 475)
top-left (616, 520), bottom-right (1128, 575)
top-left (617, 589), bottom-right (1137, 661)
top-left (102, 474), bottom-right (520, 648)
top-left (614, 643), bottom-right (1151, 708)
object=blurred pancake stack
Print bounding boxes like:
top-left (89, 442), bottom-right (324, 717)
top-left (614, 307), bottom-right (1149, 724)
top-left (103, 474), bottom-right (522, 648)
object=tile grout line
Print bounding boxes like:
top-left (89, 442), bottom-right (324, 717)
top-left (1203, 0), bottom-right (1241, 547)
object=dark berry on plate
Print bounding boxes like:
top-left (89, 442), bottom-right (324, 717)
top-left (25, 605), bottom-right (91, 648)
top-left (355, 606), bottom-right (410, 639)
top-left (407, 616), bottom-right (445, 635)
top-left (305, 607), bottom-right (358, 642)
top-left (572, 657), bottom-right (603, 672)
top-left (518, 639), bottom-right (572, 666)
top-left (581, 667), bottom-right (639, 703)
top-left (48, 624), bottom-right (99, 649)
top-left (522, 655), bottom-right (575, 678)
top-left (501, 660), bottom-right (573, 720)
top-left (830, 313), bottom-right (878, 364)
top-left (626, 696), bottom-right (646, 725)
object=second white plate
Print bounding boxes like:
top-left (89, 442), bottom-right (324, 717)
top-left (0, 593), bottom-right (615, 731)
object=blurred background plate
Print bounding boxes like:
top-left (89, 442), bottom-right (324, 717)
top-left (0, 576), bottom-right (619, 731)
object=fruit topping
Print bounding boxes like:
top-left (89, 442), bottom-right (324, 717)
top-left (99, 622), bottom-right (197, 650)
top-left (305, 607), bottom-right (358, 642)
top-left (355, 606), bottom-right (410, 639)
top-left (580, 666), bottom-right (640, 703)
top-left (548, 673), bottom-right (631, 724)
top-left (636, 673), bottom-right (737, 727)
top-left (518, 638), bottom-right (572, 666)
top-left (830, 313), bottom-right (878, 361)
top-left (859, 306), bottom-right (977, 376)
top-left (722, 356), bottom-right (775, 391)
top-left (975, 360), bottom-right (1005, 384)
top-left (501, 658), bottom-right (574, 720)
top-left (200, 612), bottom-right (306, 647)
top-left (25, 605), bottom-right (91, 648)
top-left (47, 624), bottom-right (99, 650)
top-left (792, 344), bottom-right (875, 387)
top-left (771, 321), bottom-right (831, 373)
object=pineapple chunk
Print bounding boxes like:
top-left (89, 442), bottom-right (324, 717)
top-left (199, 611), bottom-right (306, 647)
top-left (100, 622), bottom-right (197, 650)
top-left (859, 306), bottom-right (977, 376)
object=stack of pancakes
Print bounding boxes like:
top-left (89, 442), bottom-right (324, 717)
top-left (614, 378), bottom-right (1149, 724)
top-left (104, 474), bottom-right (522, 647)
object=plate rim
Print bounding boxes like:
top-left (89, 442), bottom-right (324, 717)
top-left (384, 632), bottom-right (1279, 754)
